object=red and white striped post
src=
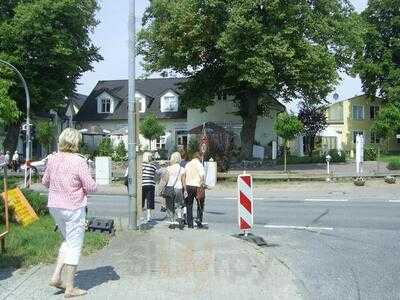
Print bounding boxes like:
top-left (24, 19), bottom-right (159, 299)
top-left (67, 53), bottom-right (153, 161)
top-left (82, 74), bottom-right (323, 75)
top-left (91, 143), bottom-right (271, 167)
top-left (238, 173), bottom-right (253, 235)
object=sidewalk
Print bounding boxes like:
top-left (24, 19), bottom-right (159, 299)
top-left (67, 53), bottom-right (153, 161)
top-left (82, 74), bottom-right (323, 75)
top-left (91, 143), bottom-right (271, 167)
top-left (0, 223), bottom-right (300, 300)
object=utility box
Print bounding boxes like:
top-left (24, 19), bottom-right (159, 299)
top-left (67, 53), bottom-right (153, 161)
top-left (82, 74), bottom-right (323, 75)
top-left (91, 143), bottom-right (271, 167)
top-left (95, 157), bottom-right (112, 185)
top-left (204, 159), bottom-right (217, 188)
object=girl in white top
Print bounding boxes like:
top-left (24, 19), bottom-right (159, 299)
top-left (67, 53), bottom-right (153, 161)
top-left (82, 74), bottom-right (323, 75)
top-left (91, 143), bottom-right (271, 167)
top-left (165, 152), bottom-right (186, 227)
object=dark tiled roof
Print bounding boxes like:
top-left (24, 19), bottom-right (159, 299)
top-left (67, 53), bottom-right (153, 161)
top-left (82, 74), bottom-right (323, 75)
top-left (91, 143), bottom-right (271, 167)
top-left (74, 78), bottom-right (187, 121)
top-left (34, 92), bottom-right (88, 118)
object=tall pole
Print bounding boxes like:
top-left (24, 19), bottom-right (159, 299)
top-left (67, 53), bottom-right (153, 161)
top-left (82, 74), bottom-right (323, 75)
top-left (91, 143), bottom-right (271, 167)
top-left (128, 0), bottom-right (138, 229)
top-left (0, 60), bottom-right (31, 186)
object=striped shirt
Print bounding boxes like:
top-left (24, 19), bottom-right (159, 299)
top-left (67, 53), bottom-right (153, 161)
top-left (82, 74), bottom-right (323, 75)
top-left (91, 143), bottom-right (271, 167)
top-left (42, 152), bottom-right (97, 210)
top-left (142, 162), bottom-right (158, 186)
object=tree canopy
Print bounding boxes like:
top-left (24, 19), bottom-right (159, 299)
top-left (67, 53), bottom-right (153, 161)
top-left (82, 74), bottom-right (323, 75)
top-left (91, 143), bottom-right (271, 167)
top-left (354, 0), bottom-right (400, 103)
top-left (35, 120), bottom-right (56, 153)
top-left (139, 113), bottom-right (165, 148)
top-left (0, 0), bottom-right (102, 152)
top-left (138, 0), bottom-right (363, 158)
top-left (298, 102), bottom-right (328, 155)
top-left (0, 79), bottom-right (20, 125)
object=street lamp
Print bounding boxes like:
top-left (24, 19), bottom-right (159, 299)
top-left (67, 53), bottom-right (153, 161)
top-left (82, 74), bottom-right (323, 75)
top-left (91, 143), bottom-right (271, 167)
top-left (127, 0), bottom-right (138, 230)
top-left (0, 59), bottom-right (31, 187)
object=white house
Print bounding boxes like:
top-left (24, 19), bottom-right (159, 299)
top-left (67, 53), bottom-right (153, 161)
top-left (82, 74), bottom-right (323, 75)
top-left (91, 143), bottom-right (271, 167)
top-left (74, 78), bottom-right (286, 158)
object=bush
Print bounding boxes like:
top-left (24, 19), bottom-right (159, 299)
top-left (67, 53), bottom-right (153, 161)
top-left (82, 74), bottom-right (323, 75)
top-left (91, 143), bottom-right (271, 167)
top-left (328, 149), bottom-right (346, 163)
top-left (364, 145), bottom-right (378, 161)
top-left (387, 158), bottom-right (400, 170)
top-left (113, 140), bottom-right (127, 162)
top-left (187, 139), bottom-right (199, 159)
top-left (98, 137), bottom-right (114, 157)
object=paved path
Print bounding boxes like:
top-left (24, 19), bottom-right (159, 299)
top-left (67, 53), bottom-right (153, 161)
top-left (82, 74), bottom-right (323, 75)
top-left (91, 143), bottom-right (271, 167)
top-left (0, 225), bottom-right (300, 300)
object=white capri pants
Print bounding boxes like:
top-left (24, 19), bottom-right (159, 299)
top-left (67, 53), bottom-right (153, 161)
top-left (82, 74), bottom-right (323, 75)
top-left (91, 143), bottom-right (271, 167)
top-left (49, 207), bottom-right (86, 266)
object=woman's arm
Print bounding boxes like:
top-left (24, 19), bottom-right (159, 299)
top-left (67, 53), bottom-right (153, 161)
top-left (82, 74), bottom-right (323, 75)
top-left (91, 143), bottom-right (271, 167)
top-left (42, 165), bottom-right (50, 188)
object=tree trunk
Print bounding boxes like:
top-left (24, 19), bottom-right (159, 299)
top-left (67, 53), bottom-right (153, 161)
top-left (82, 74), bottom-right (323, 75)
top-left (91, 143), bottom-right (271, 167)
top-left (3, 122), bottom-right (21, 153)
top-left (309, 135), bottom-right (315, 156)
top-left (239, 95), bottom-right (258, 159)
top-left (284, 140), bottom-right (287, 172)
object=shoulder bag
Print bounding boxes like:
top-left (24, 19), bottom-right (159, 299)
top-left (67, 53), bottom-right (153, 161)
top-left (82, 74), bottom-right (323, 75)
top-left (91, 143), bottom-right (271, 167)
top-left (161, 167), bottom-right (181, 199)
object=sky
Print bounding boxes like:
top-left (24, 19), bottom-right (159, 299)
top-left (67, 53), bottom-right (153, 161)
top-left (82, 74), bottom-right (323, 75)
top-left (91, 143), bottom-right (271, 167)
top-left (77, 0), bottom-right (369, 111)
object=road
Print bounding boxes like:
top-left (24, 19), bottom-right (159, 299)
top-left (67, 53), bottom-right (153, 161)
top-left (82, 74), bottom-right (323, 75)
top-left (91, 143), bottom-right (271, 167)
top-left (85, 183), bottom-right (400, 300)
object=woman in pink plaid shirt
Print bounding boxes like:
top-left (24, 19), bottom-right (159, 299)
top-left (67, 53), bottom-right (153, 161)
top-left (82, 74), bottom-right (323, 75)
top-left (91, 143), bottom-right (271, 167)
top-left (42, 128), bottom-right (96, 298)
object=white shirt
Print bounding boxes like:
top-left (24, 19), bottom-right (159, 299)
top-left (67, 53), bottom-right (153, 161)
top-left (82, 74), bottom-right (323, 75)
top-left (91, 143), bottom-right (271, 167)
top-left (185, 158), bottom-right (205, 187)
top-left (166, 164), bottom-right (185, 189)
top-left (12, 153), bottom-right (19, 161)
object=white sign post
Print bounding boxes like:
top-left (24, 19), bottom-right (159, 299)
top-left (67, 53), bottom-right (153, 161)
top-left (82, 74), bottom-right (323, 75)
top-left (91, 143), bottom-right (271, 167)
top-left (272, 141), bottom-right (277, 160)
top-left (356, 134), bottom-right (364, 176)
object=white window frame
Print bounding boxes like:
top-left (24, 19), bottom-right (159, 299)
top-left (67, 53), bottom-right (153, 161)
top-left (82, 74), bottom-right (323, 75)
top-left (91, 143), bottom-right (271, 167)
top-left (352, 105), bottom-right (364, 120)
top-left (370, 106), bottom-right (379, 120)
top-left (155, 136), bottom-right (166, 150)
top-left (97, 92), bottom-right (114, 114)
top-left (135, 92), bottom-right (146, 113)
top-left (160, 91), bottom-right (179, 113)
top-left (370, 131), bottom-right (380, 144)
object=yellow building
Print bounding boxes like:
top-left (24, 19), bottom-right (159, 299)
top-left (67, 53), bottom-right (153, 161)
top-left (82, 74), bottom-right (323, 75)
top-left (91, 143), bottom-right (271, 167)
top-left (321, 95), bottom-right (400, 156)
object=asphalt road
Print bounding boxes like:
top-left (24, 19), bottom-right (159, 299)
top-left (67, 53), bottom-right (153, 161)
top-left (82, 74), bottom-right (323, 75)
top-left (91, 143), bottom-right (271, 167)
top-left (86, 186), bottom-right (400, 300)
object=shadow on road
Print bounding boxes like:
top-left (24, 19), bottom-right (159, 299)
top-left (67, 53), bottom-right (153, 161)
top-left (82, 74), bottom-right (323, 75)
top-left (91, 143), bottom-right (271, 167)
top-left (75, 266), bottom-right (120, 290)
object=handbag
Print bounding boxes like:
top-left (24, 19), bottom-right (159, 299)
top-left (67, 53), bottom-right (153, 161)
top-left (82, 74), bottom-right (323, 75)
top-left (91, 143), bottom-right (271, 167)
top-left (161, 167), bottom-right (181, 199)
top-left (196, 186), bottom-right (205, 200)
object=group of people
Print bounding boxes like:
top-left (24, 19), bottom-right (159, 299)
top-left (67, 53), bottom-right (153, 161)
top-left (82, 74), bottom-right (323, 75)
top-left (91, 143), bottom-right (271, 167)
top-left (41, 127), bottom-right (208, 297)
top-left (1, 150), bottom-right (20, 171)
top-left (139, 150), bottom-right (206, 229)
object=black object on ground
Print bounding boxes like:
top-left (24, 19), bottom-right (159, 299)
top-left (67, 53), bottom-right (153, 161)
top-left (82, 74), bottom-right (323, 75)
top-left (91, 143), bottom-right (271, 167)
top-left (234, 233), bottom-right (269, 247)
top-left (87, 217), bottom-right (115, 235)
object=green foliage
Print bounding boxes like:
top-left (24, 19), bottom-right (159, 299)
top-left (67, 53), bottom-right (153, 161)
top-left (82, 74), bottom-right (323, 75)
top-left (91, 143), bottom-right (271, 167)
top-left (187, 139), bottom-right (199, 159)
top-left (79, 142), bottom-right (95, 159)
top-left (387, 158), bottom-right (400, 170)
top-left (35, 120), bottom-right (56, 152)
top-left (354, 0), bottom-right (400, 103)
top-left (98, 137), bottom-right (113, 157)
top-left (0, 80), bottom-right (20, 125)
top-left (371, 104), bottom-right (400, 140)
top-left (274, 113), bottom-right (304, 142)
top-left (138, 0), bottom-right (362, 158)
top-left (113, 140), bottom-right (127, 162)
top-left (0, 0), bottom-right (102, 151)
top-left (328, 149), bottom-right (346, 163)
top-left (139, 114), bottom-right (165, 145)
top-left (364, 145), bottom-right (378, 161)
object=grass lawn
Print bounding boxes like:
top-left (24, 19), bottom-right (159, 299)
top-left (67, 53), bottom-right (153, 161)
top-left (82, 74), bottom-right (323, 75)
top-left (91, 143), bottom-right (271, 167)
top-left (378, 154), bottom-right (400, 163)
top-left (0, 215), bottom-right (110, 269)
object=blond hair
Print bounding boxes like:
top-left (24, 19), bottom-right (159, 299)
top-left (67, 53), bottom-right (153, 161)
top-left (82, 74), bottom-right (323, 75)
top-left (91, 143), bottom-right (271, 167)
top-left (170, 152), bottom-right (182, 165)
top-left (142, 152), bottom-right (153, 163)
top-left (58, 128), bottom-right (82, 153)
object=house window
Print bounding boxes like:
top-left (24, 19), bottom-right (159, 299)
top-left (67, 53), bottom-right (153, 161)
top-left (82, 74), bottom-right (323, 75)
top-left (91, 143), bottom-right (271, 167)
top-left (370, 106), bottom-right (379, 120)
top-left (100, 98), bottom-right (111, 113)
top-left (352, 105), bottom-right (364, 120)
top-left (176, 130), bottom-right (188, 148)
top-left (353, 131), bottom-right (363, 143)
top-left (156, 136), bottom-right (166, 150)
top-left (370, 132), bottom-right (380, 144)
top-left (161, 96), bottom-right (178, 112)
top-left (136, 97), bottom-right (146, 113)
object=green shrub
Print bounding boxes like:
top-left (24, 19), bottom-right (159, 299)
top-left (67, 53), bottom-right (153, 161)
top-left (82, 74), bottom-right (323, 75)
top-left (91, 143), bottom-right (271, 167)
top-left (98, 137), bottom-right (114, 157)
top-left (364, 145), bottom-right (378, 161)
top-left (328, 149), bottom-right (346, 163)
top-left (187, 139), bottom-right (199, 159)
top-left (113, 140), bottom-right (127, 162)
top-left (387, 158), bottom-right (400, 170)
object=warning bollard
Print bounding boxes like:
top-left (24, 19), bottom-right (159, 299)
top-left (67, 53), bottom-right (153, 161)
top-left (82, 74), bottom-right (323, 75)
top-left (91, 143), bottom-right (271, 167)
top-left (237, 173), bottom-right (253, 235)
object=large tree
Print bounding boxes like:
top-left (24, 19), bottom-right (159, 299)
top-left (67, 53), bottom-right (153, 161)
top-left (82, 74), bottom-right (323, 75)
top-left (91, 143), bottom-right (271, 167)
top-left (298, 102), bottom-right (328, 156)
top-left (0, 0), bottom-right (102, 152)
top-left (354, 0), bottom-right (400, 103)
top-left (138, 0), bottom-right (362, 158)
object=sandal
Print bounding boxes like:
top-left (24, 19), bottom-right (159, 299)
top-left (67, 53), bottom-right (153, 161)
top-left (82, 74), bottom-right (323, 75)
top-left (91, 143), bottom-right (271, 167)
top-left (64, 288), bottom-right (87, 298)
top-left (49, 281), bottom-right (66, 290)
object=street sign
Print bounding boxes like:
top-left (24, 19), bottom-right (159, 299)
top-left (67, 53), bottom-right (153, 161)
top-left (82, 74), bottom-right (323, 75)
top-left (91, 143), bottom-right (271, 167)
top-left (238, 174), bottom-right (253, 231)
top-left (2, 188), bottom-right (39, 226)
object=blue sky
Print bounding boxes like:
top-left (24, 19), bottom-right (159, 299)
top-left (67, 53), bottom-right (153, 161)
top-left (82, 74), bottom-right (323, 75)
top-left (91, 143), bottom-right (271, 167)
top-left (77, 0), bottom-right (369, 109)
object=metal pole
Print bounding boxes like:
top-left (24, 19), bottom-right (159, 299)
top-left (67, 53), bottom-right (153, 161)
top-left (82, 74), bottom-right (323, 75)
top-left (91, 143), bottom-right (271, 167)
top-left (128, 0), bottom-right (138, 229)
top-left (0, 60), bottom-right (31, 187)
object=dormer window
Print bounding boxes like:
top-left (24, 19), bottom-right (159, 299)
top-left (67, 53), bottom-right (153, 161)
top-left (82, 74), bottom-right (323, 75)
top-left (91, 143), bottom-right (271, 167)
top-left (100, 98), bottom-right (111, 113)
top-left (136, 97), bottom-right (146, 113)
top-left (161, 91), bottom-right (179, 112)
top-left (97, 92), bottom-right (114, 114)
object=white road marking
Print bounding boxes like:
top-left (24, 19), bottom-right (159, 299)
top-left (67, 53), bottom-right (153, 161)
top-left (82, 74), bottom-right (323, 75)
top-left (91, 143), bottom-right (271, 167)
top-left (305, 198), bottom-right (348, 202)
top-left (388, 200), bottom-right (400, 203)
top-left (264, 225), bottom-right (334, 230)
